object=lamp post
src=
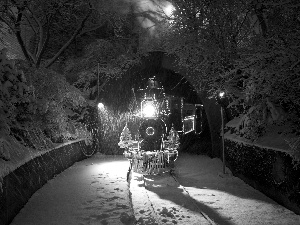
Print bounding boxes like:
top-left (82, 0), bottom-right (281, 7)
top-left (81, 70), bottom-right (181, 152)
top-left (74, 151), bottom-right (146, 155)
top-left (97, 63), bottom-right (100, 153)
top-left (218, 91), bottom-right (226, 174)
top-left (97, 63), bottom-right (100, 101)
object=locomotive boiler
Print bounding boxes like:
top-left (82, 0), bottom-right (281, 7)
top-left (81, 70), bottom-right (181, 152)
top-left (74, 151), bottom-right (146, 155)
top-left (119, 76), bottom-right (181, 176)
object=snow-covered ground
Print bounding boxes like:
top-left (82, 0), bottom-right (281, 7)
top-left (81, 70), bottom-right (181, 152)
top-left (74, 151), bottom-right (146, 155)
top-left (10, 154), bottom-right (135, 225)
top-left (172, 154), bottom-right (300, 225)
top-left (10, 152), bottom-right (300, 225)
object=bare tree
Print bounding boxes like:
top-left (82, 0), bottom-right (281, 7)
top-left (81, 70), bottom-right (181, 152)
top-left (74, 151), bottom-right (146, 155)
top-left (0, 0), bottom-right (115, 68)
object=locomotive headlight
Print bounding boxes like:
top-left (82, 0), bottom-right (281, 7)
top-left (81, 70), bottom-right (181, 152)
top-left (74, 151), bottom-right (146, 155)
top-left (144, 104), bottom-right (156, 117)
top-left (142, 101), bottom-right (157, 118)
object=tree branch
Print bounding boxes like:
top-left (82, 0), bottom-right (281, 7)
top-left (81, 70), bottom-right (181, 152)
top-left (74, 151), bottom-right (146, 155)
top-left (36, 24), bottom-right (50, 67)
top-left (26, 6), bottom-right (46, 60)
top-left (78, 24), bottom-right (106, 37)
top-left (45, 10), bottom-right (92, 68)
top-left (14, 8), bottom-right (37, 65)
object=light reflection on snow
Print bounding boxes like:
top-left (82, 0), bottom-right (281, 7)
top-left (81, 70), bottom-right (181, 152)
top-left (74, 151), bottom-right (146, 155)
top-left (88, 158), bottom-right (130, 176)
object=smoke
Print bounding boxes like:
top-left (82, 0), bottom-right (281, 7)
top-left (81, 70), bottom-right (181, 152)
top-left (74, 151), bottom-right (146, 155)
top-left (109, 0), bottom-right (173, 35)
top-left (134, 0), bottom-right (172, 30)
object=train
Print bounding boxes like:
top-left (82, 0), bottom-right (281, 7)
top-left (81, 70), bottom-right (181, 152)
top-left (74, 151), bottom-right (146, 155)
top-left (118, 76), bottom-right (203, 177)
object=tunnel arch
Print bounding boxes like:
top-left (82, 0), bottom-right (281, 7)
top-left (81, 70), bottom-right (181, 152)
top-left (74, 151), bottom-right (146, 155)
top-left (101, 51), bottom-right (221, 158)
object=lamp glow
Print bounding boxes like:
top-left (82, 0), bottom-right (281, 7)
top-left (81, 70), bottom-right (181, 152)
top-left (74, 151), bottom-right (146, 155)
top-left (97, 102), bottom-right (104, 109)
top-left (164, 4), bottom-right (174, 17)
top-left (219, 91), bottom-right (225, 98)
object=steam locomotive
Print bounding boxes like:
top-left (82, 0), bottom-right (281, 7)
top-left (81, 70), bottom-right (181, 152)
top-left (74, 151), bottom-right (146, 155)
top-left (119, 76), bottom-right (202, 177)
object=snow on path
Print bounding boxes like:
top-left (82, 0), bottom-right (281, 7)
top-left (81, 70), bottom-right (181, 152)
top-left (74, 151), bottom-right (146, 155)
top-left (9, 152), bottom-right (300, 225)
top-left (10, 155), bottom-right (135, 225)
top-left (130, 153), bottom-right (300, 225)
top-left (174, 153), bottom-right (300, 225)
top-left (130, 172), bottom-right (214, 225)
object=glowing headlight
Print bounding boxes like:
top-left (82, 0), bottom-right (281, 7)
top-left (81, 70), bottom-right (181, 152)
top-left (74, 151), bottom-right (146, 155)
top-left (142, 102), bottom-right (156, 117)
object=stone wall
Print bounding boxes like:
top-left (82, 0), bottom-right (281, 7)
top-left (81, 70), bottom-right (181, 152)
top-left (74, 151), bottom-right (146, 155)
top-left (225, 139), bottom-right (300, 215)
top-left (0, 140), bottom-right (91, 225)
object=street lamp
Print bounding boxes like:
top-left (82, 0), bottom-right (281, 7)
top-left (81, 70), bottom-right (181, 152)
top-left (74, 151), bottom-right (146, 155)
top-left (97, 102), bottom-right (104, 110)
top-left (218, 91), bottom-right (226, 174)
top-left (219, 91), bottom-right (225, 98)
top-left (96, 101), bottom-right (105, 154)
top-left (96, 63), bottom-right (102, 153)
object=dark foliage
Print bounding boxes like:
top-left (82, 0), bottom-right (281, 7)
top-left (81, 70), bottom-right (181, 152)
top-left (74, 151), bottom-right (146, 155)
top-left (225, 139), bottom-right (300, 214)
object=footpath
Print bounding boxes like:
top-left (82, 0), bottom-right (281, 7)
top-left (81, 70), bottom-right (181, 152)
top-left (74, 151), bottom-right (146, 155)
top-left (10, 153), bottom-right (300, 225)
top-left (10, 155), bottom-right (135, 225)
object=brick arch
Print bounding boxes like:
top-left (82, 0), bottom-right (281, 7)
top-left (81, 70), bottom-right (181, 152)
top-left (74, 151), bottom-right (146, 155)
top-left (107, 50), bottom-right (221, 158)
